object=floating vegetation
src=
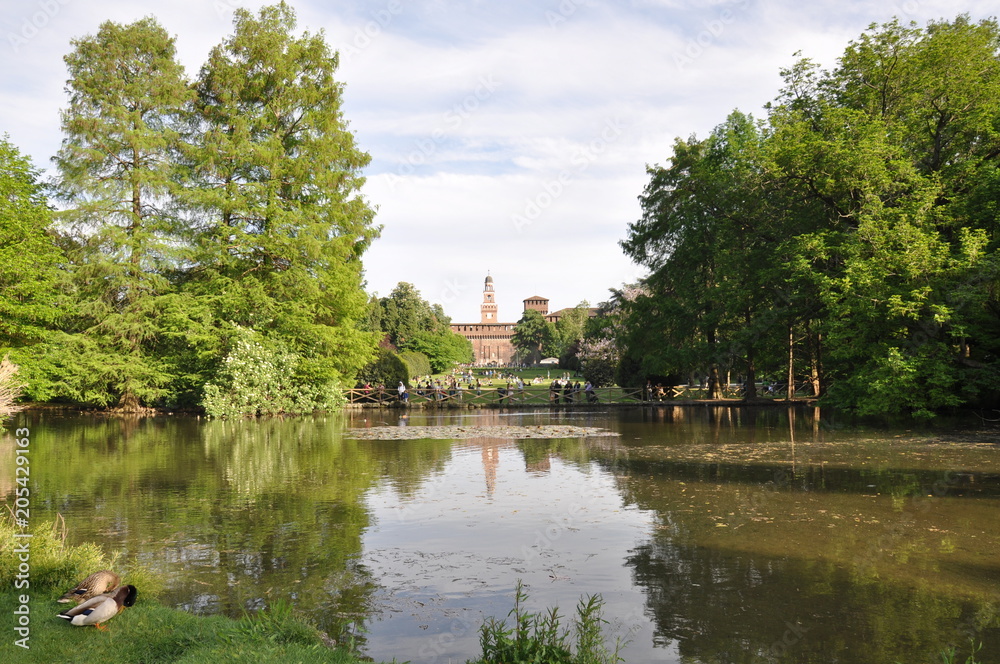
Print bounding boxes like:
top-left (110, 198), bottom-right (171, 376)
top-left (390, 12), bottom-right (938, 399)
top-left (345, 424), bottom-right (621, 440)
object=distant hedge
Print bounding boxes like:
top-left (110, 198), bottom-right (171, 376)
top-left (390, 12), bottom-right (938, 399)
top-left (399, 350), bottom-right (431, 378)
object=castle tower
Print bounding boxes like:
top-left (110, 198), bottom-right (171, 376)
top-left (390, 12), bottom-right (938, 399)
top-left (523, 295), bottom-right (549, 316)
top-left (480, 274), bottom-right (498, 323)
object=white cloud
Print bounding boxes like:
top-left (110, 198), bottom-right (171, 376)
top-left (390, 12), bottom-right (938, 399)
top-left (1, 0), bottom-right (995, 325)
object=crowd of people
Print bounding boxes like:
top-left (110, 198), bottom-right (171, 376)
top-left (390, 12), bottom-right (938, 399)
top-left (353, 368), bottom-right (598, 404)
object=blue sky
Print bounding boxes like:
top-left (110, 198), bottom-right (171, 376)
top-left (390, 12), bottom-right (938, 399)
top-left (2, 0), bottom-right (996, 323)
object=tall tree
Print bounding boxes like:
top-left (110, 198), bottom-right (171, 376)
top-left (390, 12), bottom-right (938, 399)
top-left (624, 112), bottom-right (791, 397)
top-left (0, 138), bottom-right (63, 390)
top-left (182, 2), bottom-right (381, 396)
top-left (543, 302), bottom-right (590, 370)
top-left (371, 282), bottom-right (470, 372)
top-left (378, 282), bottom-right (446, 348)
top-left (767, 17), bottom-right (1000, 415)
top-left (53, 17), bottom-right (191, 409)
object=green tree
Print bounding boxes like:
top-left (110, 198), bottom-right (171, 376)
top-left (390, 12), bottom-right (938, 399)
top-left (551, 303), bottom-right (590, 369)
top-left (378, 282), bottom-right (446, 347)
top-left (512, 309), bottom-right (556, 365)
top-left (182, 2), bottom-right (381, 403)
top-left (624, 112), bottom-right (791, 398)
top-left (0, 138), bottom-right (62, 367)
top-left (52, 17), bottom-right (192, 409)
top-left (369, 282), bottom-right (470, 373)
top-left (406, 330), bottom-right (473, 373)
top-left (621, 15), bottom-right (1000, 416)
top-left (766, 16), bottom-right (1000, 415)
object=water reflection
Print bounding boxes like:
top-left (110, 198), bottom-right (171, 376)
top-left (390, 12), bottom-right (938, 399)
top-left (4, 406), bottom-right (999, 663)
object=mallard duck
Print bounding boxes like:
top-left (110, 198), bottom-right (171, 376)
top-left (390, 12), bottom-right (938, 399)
top-left (57, 570), bottom-right (121, 604)
top-left (57, 585), bottom-right (137, 630)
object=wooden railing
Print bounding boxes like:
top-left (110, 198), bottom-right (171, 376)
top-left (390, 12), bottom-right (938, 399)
top-left (346, 386), bottom-right (645, 406)
top-left (346, 383), bottom-right (816, 406)
top-left (657, 383), bottom-right (816, 400)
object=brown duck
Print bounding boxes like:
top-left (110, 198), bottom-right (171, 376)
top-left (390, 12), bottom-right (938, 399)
top-left (57, 570), bottom-right (121, 604)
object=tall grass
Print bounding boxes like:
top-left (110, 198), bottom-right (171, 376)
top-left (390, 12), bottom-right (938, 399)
top-left (0, 509), bottom-right (161, 596)
top-left (472, 580), bottom-right (625, 664)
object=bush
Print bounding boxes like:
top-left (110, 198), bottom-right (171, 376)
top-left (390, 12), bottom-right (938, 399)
top-left (201, 327), bottom-right (344, 418)
top-left (398, 350), bottom-right (431, 378)
top-left (355, 347), bottom-right (409, 388)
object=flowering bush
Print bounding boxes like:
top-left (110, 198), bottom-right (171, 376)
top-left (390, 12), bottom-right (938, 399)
top-left (578, 338), bottom-right (619, 387)
top-left (201, 327), bottom-right (344, 418)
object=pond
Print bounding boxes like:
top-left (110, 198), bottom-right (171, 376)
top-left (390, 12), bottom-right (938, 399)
top-left (4, 406), bottom-right (1000, 663)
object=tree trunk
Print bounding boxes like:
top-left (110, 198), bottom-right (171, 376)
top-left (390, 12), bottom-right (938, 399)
top-left (807, 320), bottom-right (823, 397)
top-left (744, 346), bottom-right (758, 400)
top-left (787, 324), bottom-right (795, 400)
top-left (743, 309), bottom-right (758, 400)
top-left (707, 328), bottom-right (723, 399)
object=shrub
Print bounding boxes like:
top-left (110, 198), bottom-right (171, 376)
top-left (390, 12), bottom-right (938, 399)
top-left (201, 327), bottom-right (345, 418)
top-left (355, 347), bottom-right (409, 388)
top-left (398, 350), bottom-right (431, 378)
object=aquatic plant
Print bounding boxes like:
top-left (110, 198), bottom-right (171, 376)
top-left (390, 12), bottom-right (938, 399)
top-left (472, 580), bottom-right (625, 664)
top-left (940, 640), bottom-right (984, 664)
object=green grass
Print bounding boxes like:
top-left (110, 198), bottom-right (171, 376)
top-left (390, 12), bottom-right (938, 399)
top-left (436, 366), bottom-right (584, 383)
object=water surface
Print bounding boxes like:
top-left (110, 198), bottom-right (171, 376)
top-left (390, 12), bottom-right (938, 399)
top-left (5, 406), bottom-right (999, 663)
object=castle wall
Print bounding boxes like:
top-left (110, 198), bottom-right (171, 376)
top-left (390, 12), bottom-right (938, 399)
top-left (450, 323), bottom-right (517, 365)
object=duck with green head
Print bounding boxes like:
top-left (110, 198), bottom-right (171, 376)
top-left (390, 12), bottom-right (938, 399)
top-left (57, 585), bottom-right (137, 630)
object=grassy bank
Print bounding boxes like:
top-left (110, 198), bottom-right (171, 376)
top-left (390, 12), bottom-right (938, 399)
top-left (1, 590), bottom-right (364, 663)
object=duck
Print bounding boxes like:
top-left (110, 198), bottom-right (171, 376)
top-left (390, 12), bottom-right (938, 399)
top-left (57, 570), bottom-right (121, 604)
top-left (57, 585), bottom-right (137, 630)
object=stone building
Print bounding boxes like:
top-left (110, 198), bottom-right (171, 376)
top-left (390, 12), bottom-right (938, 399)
top-left (450, 275), bottom-right (594, 366)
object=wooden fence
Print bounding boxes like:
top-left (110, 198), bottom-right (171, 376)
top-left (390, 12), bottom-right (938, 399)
top-left (347, 382), bottom-right (816, 407)
top-left (346, 386), bottom-right (645, 406)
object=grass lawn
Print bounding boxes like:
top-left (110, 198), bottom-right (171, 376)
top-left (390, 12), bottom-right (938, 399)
top-left (436, 366), bottom-right (585, 384)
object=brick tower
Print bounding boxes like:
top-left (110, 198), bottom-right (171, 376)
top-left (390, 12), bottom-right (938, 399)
top-left (480, 274), bottom-right (498, 323)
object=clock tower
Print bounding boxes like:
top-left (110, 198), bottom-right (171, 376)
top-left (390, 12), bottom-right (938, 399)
top-left (480, 274), bottom-right (498, 323)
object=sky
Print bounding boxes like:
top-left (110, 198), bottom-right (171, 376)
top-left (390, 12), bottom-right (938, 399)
top-left (1, 0), bottom-right (996, 324)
